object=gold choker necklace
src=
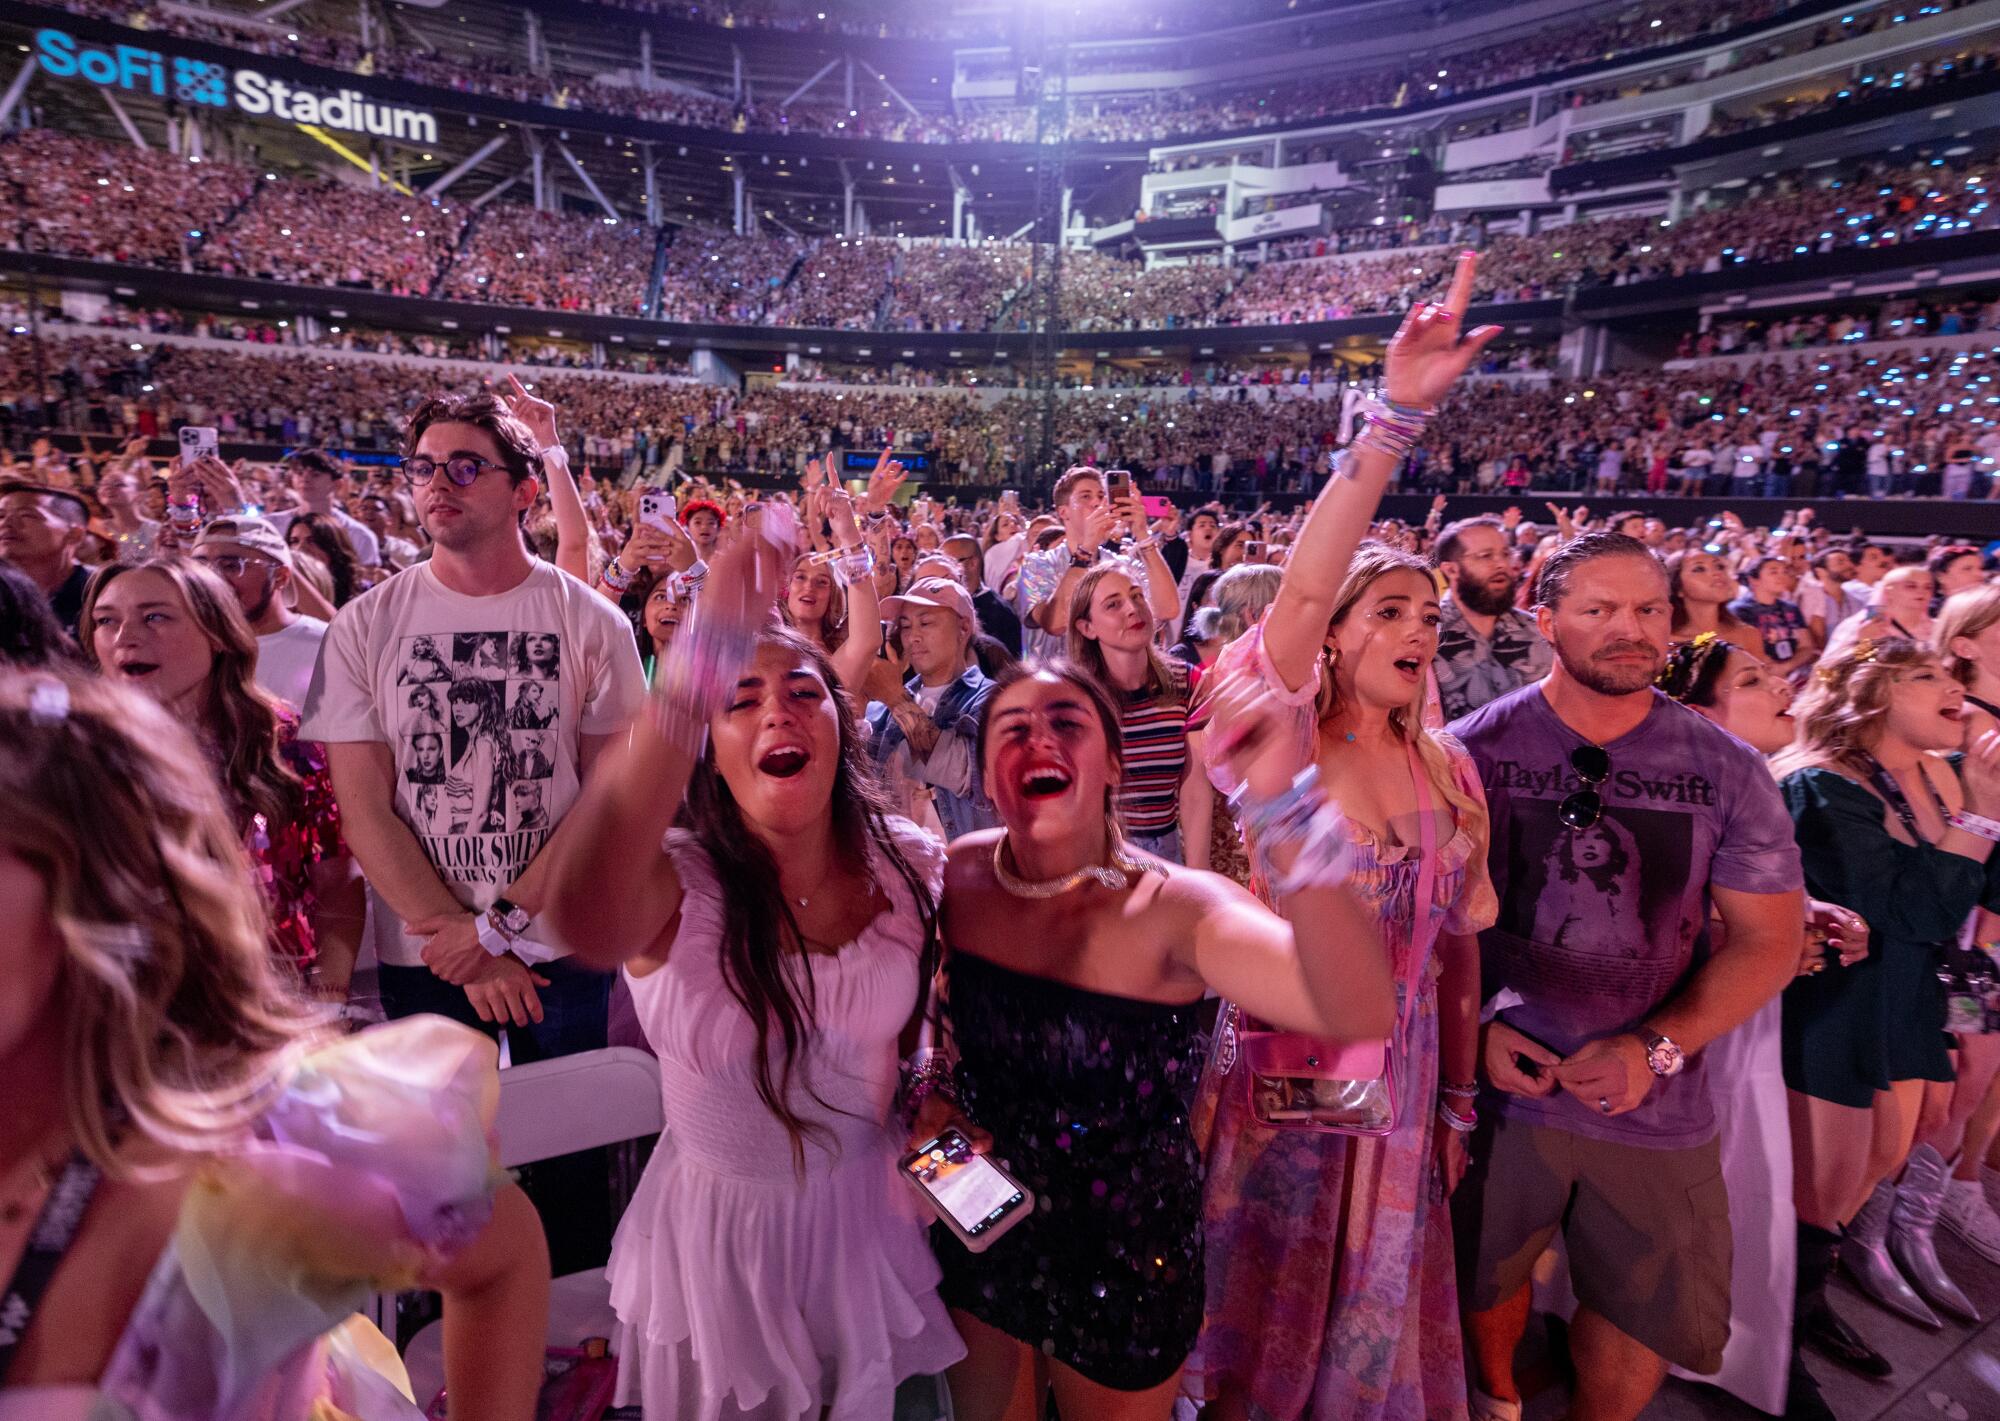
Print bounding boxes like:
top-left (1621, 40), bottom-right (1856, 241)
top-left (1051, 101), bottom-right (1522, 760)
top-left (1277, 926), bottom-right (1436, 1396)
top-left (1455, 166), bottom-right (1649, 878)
top-left (991, 831), bottom-right (1156, 899)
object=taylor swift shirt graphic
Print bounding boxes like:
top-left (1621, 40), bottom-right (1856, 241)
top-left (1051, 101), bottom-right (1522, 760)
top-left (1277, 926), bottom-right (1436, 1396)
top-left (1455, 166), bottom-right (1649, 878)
top-left (393, 629), bottom-right (565, 873)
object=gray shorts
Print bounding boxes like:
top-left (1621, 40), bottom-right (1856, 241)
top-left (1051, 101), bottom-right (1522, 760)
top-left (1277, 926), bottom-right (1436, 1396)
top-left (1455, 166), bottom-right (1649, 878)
top-left (1452, 1112), bottom-right (1732, 1375)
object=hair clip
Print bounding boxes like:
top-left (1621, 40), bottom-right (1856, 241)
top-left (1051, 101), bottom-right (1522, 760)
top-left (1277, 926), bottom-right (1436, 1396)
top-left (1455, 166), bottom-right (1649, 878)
top-left (1852, 637), bottom-right (1878, 665)
top-left (1690, 630), bottom-right (1718, 650)
top-left (27, 677), bottom-right (70, 725)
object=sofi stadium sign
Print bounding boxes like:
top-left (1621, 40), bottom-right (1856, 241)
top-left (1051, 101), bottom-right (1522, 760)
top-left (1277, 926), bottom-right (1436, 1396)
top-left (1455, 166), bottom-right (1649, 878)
top-left (34, 28), bottom-right (439, 145)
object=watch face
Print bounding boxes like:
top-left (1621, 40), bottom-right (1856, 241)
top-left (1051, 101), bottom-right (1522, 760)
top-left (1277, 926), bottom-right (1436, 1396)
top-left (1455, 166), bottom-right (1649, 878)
top-left (1647, 1040), bottom-right (1683, 1076)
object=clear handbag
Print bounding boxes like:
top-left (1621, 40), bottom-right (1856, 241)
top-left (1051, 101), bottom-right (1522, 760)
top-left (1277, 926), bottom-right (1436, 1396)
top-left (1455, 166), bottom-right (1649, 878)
top-left (1224, 738), bottom-right (1440, 1136)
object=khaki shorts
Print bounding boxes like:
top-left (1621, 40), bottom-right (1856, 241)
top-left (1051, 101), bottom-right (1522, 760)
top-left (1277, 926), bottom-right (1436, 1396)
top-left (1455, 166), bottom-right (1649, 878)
top-left (1452, 1112), bottom-right (1732, 1375)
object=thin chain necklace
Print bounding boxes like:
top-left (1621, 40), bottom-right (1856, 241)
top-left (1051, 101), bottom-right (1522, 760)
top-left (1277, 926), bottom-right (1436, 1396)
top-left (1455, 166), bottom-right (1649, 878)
top-left (991, 830), bottom-right (1155, 899)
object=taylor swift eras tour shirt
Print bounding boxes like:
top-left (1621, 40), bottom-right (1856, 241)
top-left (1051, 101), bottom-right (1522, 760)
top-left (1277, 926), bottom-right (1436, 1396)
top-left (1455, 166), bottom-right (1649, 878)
top-left (1449, 686), bottom-right (1803, 1149)
top-left (300, 561), bottom-right (646, 966)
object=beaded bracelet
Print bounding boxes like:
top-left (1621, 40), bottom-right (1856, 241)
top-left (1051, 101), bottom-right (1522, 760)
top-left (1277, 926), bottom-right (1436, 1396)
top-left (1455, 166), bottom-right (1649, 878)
top-left (1437, 1103), bottom-right (1478, 1134)
top-left (1229, 767), bottom-right (1356, 895)
top-left (1353, 398), bottom-right (1434, 463)
top-left (600, 558), bottom-right (637, 592)
top-left (1440, 1080), bottom-right (1480, 1101)
top-left (898, 1052), bottom-right (962, 1131)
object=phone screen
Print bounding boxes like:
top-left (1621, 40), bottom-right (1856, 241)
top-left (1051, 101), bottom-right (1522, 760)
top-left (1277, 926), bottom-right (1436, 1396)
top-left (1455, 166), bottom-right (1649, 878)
top-left (904, 1130), bottom-right (1025, 1235)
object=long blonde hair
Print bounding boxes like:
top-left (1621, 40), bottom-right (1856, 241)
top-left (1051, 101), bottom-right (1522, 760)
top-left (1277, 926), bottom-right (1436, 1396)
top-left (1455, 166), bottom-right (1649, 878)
top-left (1319, 542), bottom-right (1489, 856)
top-left (1771, 636), bottom-right (1935, 778)
top-left (1937, 583), bottom-right (2000, 688)
top-left (0, 670), bottom-right (326, 1174)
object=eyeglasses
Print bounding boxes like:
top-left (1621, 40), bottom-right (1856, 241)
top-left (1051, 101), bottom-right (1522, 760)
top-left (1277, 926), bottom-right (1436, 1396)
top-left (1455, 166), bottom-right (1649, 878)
top-left (190, 553), bottom-right (267, 578)
top-left (402, 454), bottom-right (505, 487)
top-left (1558, 744), bottom-right (1612, 831)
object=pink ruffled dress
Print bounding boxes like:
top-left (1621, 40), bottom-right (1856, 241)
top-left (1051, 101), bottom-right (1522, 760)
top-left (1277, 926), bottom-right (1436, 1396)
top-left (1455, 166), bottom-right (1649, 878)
top-left (0, 1016), bottom-right (506, 1421)
top-left (606, 819), bottom-right (964, 1420)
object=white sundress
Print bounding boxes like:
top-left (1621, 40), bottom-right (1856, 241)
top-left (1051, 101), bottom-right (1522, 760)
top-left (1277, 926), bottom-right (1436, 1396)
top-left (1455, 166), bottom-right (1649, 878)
top-left (607, 818), bottom-right (965, 1420)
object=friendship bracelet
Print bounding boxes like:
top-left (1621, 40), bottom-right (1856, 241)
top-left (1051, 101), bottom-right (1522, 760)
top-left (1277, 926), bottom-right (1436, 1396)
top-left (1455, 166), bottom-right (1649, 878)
top-left (600, 558), bottom-right (637, 592)
top-left (833, 544), bottom-right (875, 582)
top-left (1950, 810), bottom-right (2000, 842)
top-left (1437, 1103), bottom-right (1478, 1134)
top-left (1230, 768), bottom-right (1356, 895)
top-left (1440, 1080), bottom-right (1480, 1101)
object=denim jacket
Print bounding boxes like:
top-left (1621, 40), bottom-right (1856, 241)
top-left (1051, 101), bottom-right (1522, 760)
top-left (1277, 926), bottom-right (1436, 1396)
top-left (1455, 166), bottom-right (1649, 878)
top-left (867, 664), bottom-right (999, 842)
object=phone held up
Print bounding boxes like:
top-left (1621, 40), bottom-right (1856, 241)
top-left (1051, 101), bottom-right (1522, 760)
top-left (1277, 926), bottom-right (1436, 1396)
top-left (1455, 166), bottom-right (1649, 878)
top-left (178, 425), bottom-right (219, 469)
top-left (638, 489), bottom-right (678, 534)
top-left (900, 1127), bottom-right (1034, 1252)
top-left (1106, 468), bottom-right (1134, 503)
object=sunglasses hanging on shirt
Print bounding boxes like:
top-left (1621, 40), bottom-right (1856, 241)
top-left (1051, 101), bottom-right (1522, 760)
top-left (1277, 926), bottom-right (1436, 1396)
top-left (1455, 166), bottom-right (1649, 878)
top-left (1558, 744), bottom-right (1612, 831)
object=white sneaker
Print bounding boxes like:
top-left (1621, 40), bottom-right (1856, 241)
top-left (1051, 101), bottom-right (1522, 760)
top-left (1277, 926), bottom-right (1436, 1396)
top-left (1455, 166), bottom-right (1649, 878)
top-left (1939, 1175), bottom-right (2000, 1266)
top-left (1467, 1387), bottom-right (1524, 1421)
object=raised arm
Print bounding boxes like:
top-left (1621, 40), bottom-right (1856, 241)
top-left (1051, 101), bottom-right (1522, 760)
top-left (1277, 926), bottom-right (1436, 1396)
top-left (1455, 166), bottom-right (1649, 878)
top-left (540, 527), bottom-right (793, 971)
top-left (824, 484), bottom-right (881, 694)
top-left (1263, 251), bottom-right (1502, 691)
top-left (500, 375), bottom-right (589, 583)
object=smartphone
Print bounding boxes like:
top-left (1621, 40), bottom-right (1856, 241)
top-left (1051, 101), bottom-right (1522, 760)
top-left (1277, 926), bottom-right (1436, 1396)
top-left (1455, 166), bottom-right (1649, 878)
top-left (1141, 494), bottom-right (1174, 519)
top-left (901, 1127), bottom-right (1034, 1252)
top-left (178, 425), bottom-right (218, 469)
top-left (1245, 540), bottom-right (1268, 561)
top-left (638, 489), bottom-right (677, 534)
top-left (1106, 468), bottom-right (1133, 502)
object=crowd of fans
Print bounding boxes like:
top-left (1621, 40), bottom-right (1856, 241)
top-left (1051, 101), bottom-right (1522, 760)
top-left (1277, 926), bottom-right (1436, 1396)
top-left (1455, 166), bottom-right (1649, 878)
top-left (438, 207), bottom-right (656, 315)
top-left (190, 179), bottom-right (467, 296)
top-left (1684, 297), bottom-right (2000, 358)
top-left (10, 257), bottom-right (2000, 1421)
top-left (15, 122), bottom-right (2000, 339)
top-left (0, 129), bottom-right (255, 266)
top-left (14, 301), bottom-right (2000, 502)
top-left (652, 229), bottom-right (805, 323)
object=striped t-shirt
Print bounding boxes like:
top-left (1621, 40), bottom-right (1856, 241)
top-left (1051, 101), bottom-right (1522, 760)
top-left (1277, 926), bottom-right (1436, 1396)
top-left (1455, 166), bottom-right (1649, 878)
top-left (1117, 675), bottom-right (1190, 838)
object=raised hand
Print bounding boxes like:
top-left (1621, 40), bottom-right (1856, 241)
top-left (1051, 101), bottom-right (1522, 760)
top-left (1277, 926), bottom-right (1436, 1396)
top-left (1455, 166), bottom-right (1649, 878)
top-left (1383, 250), bottom-right (1504, 412)
top-left (499, 373), bottom-right (560, 454)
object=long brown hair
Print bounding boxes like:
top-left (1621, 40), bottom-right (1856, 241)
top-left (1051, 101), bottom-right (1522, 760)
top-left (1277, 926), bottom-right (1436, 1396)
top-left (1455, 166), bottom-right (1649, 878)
top-left (79, 559), bottom-right (302, 834)
top-left (1318, 542), bottom-right (1489, 859)
top-left (1066, 561), bottom-right (1183, 709)
top-left (0, 670), bottom-right (327, 1172)
top-left (682, 625), bottom-right (938, 1171)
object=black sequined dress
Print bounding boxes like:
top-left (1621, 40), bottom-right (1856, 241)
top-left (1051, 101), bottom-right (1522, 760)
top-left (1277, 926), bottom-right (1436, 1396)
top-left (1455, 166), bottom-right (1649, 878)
top-left (937, 950), bottom-right (1209, 1391)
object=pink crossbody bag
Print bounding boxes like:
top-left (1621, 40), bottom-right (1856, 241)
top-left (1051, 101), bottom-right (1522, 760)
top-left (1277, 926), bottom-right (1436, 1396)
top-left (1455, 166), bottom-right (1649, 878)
top-left (1229, 738), bottom-right (1440, 1135)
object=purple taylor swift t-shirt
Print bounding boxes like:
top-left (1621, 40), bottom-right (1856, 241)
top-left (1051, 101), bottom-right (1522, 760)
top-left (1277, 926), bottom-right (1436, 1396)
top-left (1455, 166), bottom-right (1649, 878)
top-left (1449, 684), bottom-right (1803, 1149)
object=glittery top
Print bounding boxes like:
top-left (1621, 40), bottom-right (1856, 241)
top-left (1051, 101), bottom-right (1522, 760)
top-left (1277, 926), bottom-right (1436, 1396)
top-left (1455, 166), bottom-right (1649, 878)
top-left (937, 949), bottom-right (1209, 1391)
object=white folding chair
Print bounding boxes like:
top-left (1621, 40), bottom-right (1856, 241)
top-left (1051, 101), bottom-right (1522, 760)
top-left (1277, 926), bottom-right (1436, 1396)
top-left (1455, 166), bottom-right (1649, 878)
top-left (400, 1046), bottom-right (664, 1406)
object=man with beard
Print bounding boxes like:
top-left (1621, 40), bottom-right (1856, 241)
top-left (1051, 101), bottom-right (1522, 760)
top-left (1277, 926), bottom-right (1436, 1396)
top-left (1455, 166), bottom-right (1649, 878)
top-left (1447, 532), bottom-right (1804, 1421)
top-left (1433, 516), bottom-right (1554, 722)
top-left (191, 516), bottom-right (325, 710)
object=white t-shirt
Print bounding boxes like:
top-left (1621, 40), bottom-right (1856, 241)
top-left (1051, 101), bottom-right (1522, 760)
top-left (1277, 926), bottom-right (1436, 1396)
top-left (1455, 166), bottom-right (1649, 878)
top-left (300, 561), bottom-right (647, 965)
top-left (256, 616), bottom-right (329, 711)
top-left (270, 507), bottom-right (383, 568)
